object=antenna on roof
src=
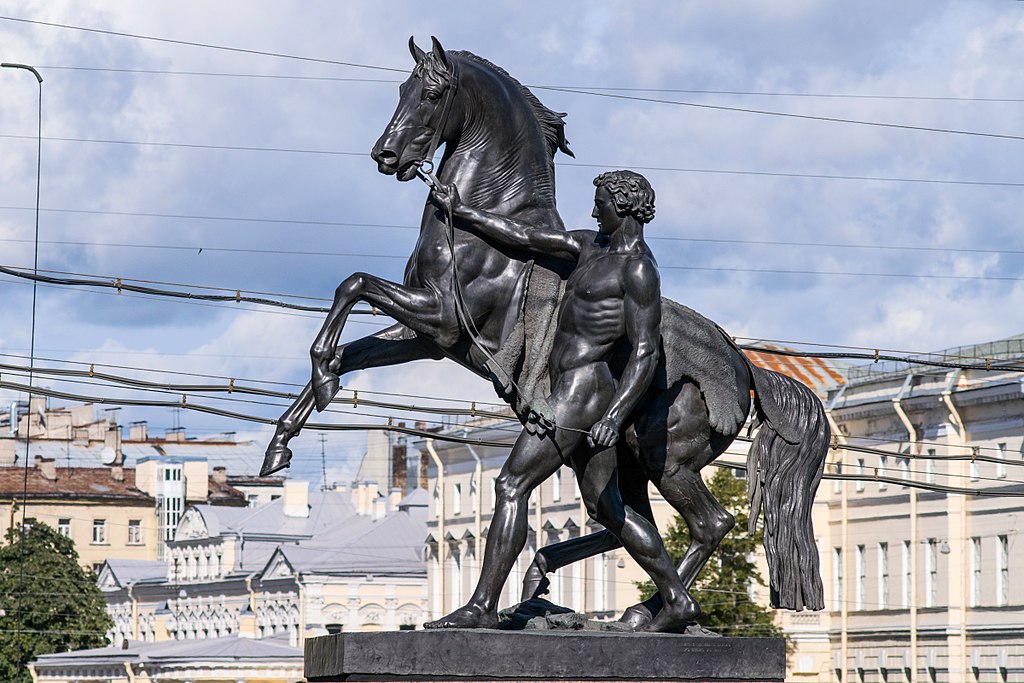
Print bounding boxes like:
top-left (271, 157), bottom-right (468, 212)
top-left (319, 433), bottom-right (329, 491)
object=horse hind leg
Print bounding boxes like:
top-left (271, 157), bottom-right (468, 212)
top-left (521, 441), bottom-right (652, 602)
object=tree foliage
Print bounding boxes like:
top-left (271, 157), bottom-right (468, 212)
top-left (638, 468), bottom-right (784, 639)
top-left (0, 518), bottom-right (113, 683)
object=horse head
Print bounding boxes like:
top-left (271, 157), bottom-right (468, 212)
top-left (371, 36), bottom-right (458, 182)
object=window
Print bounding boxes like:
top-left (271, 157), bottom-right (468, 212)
top-left (970, 537), bottom-right (981, 607)
top-left (902, 540), bottom-right (911, 608)
top-left (127, 520), bottom-right (142, 545)
top-left (833, 461), bottom-right (843, 494)
top-left (899, 457), bottom-right (910, 486)
top-left (92, 519), bottom-right (107, 545)
top-left (470, 478), bottom-right (478, 514)
top-left (452, 483), bottom-right (461, 516)
top-left (246, 494), bottom-right (259, 507)
top-left (997, 535), bottom-right (1009, 606)
top-left (855, 545), bottom-right (866, 610)
top-left (832, 547), bottom-right (843, 611)
top-left (926, 449), bottom-right (936, 483)
top-left (878, 542), bottom-right (889, 609)
top-left (92, 562), bottom-right (104, 575)
top-left (925, 539), bottom-right (938, 607)
top-left (997, 443), bottom-right (1008, 479)
top-left (551, 469), bottom-right (561, 503)
top-left (878, 455), bottom-right (888, 491)
top-left (57, 518), bottom-right (71, 538)
top-left (855, 459), bottom-right (865, 492)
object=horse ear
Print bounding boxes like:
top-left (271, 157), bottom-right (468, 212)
top-left (409, 36), bottom-right (426, 63)
top-left (430, 36), bottom-right (450, 70)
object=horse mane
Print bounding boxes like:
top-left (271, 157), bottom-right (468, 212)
top-left (451, 50), bottom-right (574, 160)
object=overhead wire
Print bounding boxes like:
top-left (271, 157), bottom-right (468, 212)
top-left (3, 15), bottom-right (1022, 141)
top-left (2, 133), bottom-right (1021, 188)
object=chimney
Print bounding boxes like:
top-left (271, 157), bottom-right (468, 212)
top-left (282, 480), bottom-right (309, 518)
top-left (165, 428), bottom-right (186, 443)
top-left (212, 466), bottom-right (228, 484)
top-left (372, 495), bottom-right (387, 520)
top-left (104, 426), bottom-right (123, 465)
top-left (129, 421), bottom-right (148, 442)
top-left (0, 439), bottom-right (14, 465)
top-left (111, 464), bottom-right (124, 482)
top-left (35, 455), bottom-right (56, 481)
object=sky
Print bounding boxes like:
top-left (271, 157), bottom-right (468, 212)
top-left (0, 1), bottom-right (1022, 484)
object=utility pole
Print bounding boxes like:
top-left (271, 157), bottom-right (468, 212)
top-left (319, 432), bottom-right (329, 490)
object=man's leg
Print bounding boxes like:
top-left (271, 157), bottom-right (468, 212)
top-left (572, 443), bottom-right (700, 632)
top-left (424, 427), bottom-right (568, 628)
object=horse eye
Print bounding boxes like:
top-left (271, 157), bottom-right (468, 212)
top-left (424, 90), bottom-right (441, 101)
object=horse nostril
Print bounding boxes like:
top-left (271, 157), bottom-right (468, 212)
top-left (374, 149), bottom-right (399, 166)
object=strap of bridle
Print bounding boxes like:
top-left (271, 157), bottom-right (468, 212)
top-left (420, 57), bottom-right (459, 177)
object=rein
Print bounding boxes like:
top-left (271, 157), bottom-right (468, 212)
top-left (412, 56), bottom-right (589, 440)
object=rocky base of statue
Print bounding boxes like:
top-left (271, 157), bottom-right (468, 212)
top-left (498, 598), bottom-right (720, 637)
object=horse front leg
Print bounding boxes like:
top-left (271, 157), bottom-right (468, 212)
top-left (310, 272), bottom-right (452, 411)
top-left (261, 323), bottom-right (444, 476)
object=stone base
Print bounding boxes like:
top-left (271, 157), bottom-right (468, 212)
top-left (304, 630), bottom-right (786, 682)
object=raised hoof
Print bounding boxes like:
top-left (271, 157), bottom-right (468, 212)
top-left (312, 373), bottom-right (340, 412)
top-left (260, 445), bottom-right (293, 476)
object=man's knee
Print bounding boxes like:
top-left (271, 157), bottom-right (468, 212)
top-left (494, 471), bottom-right (533, 503)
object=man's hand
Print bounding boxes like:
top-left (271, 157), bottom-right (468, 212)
top-left (588, 418), bottom-right (620, 448)
top-left (429, 182), bottom-right (461, 215)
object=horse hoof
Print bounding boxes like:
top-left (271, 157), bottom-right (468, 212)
top-left (313, 373), bottom-right (340, 412)
top-left (618, 604), bottom-right (653, 630)
top-left (261, 445), bottom-right (293, 476)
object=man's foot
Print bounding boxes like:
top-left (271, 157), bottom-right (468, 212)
top-left (260, 436), bottom-right (293, 476)
top-left (639, 594), bottom-right (700, 633)
top-left (423, 604), bottom-right (498, 629)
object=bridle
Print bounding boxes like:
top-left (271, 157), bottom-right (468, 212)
top-left (415, 56), bottom-right (459, 187)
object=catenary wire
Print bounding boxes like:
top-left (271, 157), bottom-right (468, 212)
top-left (2, 134), bottom-right (1021, 189)
top-left (2, 16), bottom-right (1021, 141)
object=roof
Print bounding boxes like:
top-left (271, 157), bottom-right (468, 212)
top-left (263, 508), bottom-right (427, 576)
top-left (33, 634), bottom-right (301, 668)
top-left (183, 489), bottom-right (358, 541)
top-left (206, 477), bottom-right (246, 506)
top-left (742, 343), bottom-right (848, 399)
top-left (0, 438), bottom-right (268, 473)
top-left (0, 465), bottom-right (153, 502)
top-left (99, 559), bottom-right (166, 589)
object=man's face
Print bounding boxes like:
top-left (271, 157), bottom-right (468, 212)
top-left (592, 185), bottom-right (620, 234)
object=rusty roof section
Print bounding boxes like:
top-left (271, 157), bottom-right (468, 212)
top-left (207, 477), bottom-right (247, 507)
top-left (743, 343), bottom-right (847, 399)
top-left (0, 465), bottom-right (154, 503)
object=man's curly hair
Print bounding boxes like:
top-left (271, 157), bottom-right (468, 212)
top-left (593, 170), bottom-right (656, 224)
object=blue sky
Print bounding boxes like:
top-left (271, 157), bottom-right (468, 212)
top-left (1, 1), bottom-right (1022, 484)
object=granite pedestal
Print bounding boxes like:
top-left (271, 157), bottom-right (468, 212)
top-left (305, 630), bottom-right (786, 682)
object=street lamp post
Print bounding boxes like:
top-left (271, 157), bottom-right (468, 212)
top-left (2, 60), bottom-right (43, 675)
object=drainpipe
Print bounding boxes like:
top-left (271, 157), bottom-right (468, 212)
top-left (941, 370), bottom-right (968, 683)
top-left (892, 374), bottom-right (918, 679)
top-left (426, 439), bottom-right (446, 615)
top-left (128, 583), bottom-right (139, 641)
top-left (826, 388), bottom-right (849, 679)
top-left (123, 661), bottom-right (137, 683)
top-left (295, 570), bottom-right (305, 647)
top-left (463, 431), bottom-right (483, 560)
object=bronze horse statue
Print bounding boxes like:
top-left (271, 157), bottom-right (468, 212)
top-left (260, 37), bottom-right (828, 627)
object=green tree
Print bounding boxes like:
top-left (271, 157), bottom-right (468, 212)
top-left (0, 518), bottom-right (113, 683)
top-left (638, 468), bottom-right (784, 639)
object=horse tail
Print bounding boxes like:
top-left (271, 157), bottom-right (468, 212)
top-left (746, 366), bottom-right (828, 611)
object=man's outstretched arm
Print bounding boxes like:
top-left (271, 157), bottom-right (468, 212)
top-left (431, 183), bottom-right (582, 262)
top-left (590, 258), bottom-right (662, 448)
